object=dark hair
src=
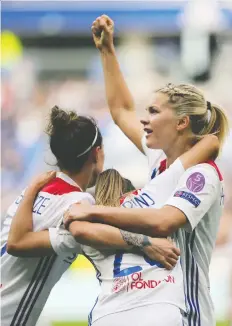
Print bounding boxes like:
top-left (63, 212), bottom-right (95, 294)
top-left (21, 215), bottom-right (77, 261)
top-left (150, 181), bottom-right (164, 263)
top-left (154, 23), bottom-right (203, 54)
top-left (123, 178), bottom-right (136, 193)
top-left (46, 106), bottom-right (103, 173)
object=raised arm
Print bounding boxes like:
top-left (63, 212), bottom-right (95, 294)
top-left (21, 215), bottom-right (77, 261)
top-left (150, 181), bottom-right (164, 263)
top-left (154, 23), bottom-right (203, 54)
top-left (92, 15), bottom-right (144, 152)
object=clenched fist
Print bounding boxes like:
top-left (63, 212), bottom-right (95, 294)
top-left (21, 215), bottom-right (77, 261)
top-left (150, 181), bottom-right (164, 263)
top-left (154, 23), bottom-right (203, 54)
top-left (92, 15), bottom-right (114, 52)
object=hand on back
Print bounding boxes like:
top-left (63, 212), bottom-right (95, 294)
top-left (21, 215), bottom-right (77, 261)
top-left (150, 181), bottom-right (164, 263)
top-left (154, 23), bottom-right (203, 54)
top-left (25, 171), bottom-right (56, 197)
top-left (143, 238), bottom-right (180, 270)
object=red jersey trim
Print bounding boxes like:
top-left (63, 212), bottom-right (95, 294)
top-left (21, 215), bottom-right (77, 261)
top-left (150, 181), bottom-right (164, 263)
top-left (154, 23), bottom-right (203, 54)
top-left (205, 160), bottom-right (223, 181)
top-left (120, 159), bottom-right (222, 205)
top-left (159, 159), bottom-right (167, 174)
top-left (41, 177), bottom-right (82, 195)
top-left (120, 189), bottom-right (140, 205)
top-left (158, 158), bottom-right (223, 181)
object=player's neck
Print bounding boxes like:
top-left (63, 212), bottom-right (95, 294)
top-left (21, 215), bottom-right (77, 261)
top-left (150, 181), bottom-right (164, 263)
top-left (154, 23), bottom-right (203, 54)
top-left (165, 136), bottom-right (192, 168)
top-left (61, 167), bottom-right (93, 192)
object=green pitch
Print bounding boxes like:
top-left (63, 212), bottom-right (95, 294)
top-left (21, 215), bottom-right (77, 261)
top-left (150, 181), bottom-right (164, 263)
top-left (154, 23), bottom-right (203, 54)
top-left (53, 322), bottom-right (87, 326)
top-left (53, 321), bottom-right (230, 326)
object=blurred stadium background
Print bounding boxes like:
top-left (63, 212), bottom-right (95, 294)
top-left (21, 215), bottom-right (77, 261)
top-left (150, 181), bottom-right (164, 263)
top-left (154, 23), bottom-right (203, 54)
top-left (1, 0), bottom-right (232, 325)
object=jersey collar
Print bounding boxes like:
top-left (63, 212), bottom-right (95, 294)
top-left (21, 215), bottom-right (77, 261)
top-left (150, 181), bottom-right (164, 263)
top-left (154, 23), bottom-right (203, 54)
top-left (56, 172), bottom-right (83, 192)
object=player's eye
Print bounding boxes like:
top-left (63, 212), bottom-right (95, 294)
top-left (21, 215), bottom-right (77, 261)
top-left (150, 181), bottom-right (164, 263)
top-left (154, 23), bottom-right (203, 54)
top-left (147, 106), bottom-right (159, 114)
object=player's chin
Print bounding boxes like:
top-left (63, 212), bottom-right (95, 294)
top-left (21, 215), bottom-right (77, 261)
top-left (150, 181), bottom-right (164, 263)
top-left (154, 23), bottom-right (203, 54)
top-left (145, 136), bottom-right (160, 149)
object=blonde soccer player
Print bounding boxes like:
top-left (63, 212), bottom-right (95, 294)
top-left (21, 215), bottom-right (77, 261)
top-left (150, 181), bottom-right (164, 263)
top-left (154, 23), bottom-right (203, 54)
top-left (64, 15), bottom-right (229, 326)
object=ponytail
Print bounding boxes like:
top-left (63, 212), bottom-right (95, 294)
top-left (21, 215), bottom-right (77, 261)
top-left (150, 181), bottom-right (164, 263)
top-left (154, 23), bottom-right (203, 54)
top-left (95, 169), bottom-right (135, 207)
top-left (157, 84), bottom-right (230, 152)
top-left (199, 102), bottom-right (230, 151)
top-left (46, 106), bottom-right (103, 173)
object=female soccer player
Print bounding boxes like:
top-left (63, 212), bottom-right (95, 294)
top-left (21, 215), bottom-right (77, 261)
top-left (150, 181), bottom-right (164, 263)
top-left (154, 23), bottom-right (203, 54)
top-left (5, 133), bottom-right (218, 326)
top-left (64, 15), bottom-right (230, 326)
top-left (64, 135), bottom-right (220, 326)
top-left (1, 106), bottom-right (170, 326)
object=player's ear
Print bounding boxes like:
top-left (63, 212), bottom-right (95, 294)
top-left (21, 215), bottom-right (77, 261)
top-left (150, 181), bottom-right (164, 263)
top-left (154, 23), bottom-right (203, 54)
top-left (176, 115), bottom-right (190, 131)
top-left (91, 146), bottom-right (105, 167)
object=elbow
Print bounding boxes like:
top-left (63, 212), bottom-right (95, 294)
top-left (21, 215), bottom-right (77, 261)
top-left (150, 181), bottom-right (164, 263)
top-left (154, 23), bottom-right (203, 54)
top-left (69, 223), bottom-right (88, 242)
top-left (210, 134), bottom-right (219, 148)
top-left (207, 134), bottom-right (220, 157)
top-left (7, 242), bottom-right (20, 256)
top-left (149, 221), bottom-right (174, 237)
top-left (212, 135), bottom-right (220, 157)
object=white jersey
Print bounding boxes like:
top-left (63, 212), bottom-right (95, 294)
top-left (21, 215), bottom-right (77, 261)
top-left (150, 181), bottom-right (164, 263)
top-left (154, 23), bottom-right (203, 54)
top-left (142, 137), bottom-right (224, 326)
top-left (1, 172), bottom-right (95, 326)
top-left (50, 158), bottom-right (187, 325)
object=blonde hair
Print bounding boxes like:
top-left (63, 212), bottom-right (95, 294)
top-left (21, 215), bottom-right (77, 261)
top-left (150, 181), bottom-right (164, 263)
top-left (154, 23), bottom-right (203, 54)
top-left (95, 169), bottom-right (135, 207)
top-left (156, 83), bottom-right (229, 150)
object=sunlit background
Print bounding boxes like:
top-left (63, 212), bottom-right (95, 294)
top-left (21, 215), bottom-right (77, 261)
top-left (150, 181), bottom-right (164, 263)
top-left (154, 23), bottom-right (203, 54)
top-left (1, 1), bottom-right (232, 325)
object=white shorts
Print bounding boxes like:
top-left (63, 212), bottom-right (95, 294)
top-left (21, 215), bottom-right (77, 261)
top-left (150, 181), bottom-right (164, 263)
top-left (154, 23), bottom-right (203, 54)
top-left (92, 303), bottom-right (183, 326)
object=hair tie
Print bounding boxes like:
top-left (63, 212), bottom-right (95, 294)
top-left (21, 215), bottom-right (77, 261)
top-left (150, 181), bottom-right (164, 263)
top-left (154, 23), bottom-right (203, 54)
top-left (76, 125), bottom-right (99, 158)
top-left (206, 101), bottom-right (212, 123)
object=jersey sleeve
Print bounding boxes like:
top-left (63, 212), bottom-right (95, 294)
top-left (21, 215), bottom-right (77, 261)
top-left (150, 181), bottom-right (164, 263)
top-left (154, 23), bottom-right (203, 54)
top-left (49, 227), bottom-right (82, 256)
top-left (141, 135), bottom-right (165, 175)
top-left (143, 158), bottom-right (185, 204)
top-left (165, 164), bottom-right (220, 232)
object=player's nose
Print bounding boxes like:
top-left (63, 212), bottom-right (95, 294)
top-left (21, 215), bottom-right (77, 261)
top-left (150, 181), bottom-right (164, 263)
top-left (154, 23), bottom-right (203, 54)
top-left (140, 116), bottom-right (150, 127)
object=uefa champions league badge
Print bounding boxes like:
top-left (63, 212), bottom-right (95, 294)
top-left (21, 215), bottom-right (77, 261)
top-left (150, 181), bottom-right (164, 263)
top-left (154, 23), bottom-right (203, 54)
top-left (186, 172), bottom-right (205, 193)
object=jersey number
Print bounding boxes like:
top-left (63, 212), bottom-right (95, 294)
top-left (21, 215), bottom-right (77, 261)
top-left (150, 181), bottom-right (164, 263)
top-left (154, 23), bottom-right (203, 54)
top-left (113, 252), bottom-right (163, 278)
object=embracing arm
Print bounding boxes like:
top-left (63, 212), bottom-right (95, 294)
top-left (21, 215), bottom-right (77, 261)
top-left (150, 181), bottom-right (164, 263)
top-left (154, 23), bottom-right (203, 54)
top-left (180, 134), bottom-right (219, 170)
top-left (92, 15), bottom-right (144, 153)
top-left (7, 186), bottom-right (134, 256)
top-left (68, 205), bottom-right (186, 238)
top-left (7, 172), bottom-right (56, 257)
top-left (7, 181), bottom-right (144, 255)
top-left (7, 186), bottom-right (148, 256)
top-left (7, 174), bottom-right (179, 268)
top-left (65, 165), bottom-right (220, 237)
top-left (68, 221), bottom-right (180, 269)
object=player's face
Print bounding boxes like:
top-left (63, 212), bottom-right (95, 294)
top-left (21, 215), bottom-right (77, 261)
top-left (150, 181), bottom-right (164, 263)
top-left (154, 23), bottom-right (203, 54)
top-left (88, 146), bottom-right (105, 188)
top-left (140, 93), bottom-right (179, 151)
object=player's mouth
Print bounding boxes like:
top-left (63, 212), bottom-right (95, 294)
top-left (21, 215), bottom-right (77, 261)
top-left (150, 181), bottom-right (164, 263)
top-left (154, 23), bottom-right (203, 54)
top-left (144, 128), bottom-right (153, 138)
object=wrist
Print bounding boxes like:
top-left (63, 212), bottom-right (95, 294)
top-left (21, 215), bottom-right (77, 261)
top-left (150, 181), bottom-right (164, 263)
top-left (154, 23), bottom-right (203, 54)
top-left (140, 235), bottom-right (152, 251)
top-left (120, 231), bottom-right (152, 250)
top-left (100, 45), bottom-right (115, 56)
top-left (90, 206), bottom-right (102, 222)
top-left (24, 188), bottom-right (39, 199)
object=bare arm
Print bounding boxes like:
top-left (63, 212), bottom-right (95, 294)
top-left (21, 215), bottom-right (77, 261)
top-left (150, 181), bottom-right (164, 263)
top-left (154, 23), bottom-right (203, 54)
top-left (69, 221), bottom-right (131, 249)
top-left (69, 221), bottom-right (180, 270)
top-left (7, 173), bottom-right (179, 268)
top-left (7, 182), bottom-right (133, 256)
top-left (7, 172), bottom-right (56, 257)
top-left (92, 15), bottom-right (144, 153)
top-left (65, 165), bottom-right (219, 237)
top-left (65, 204), bottom-right (185, 238)
top-left (180, 134), bottom-right (219, 170)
